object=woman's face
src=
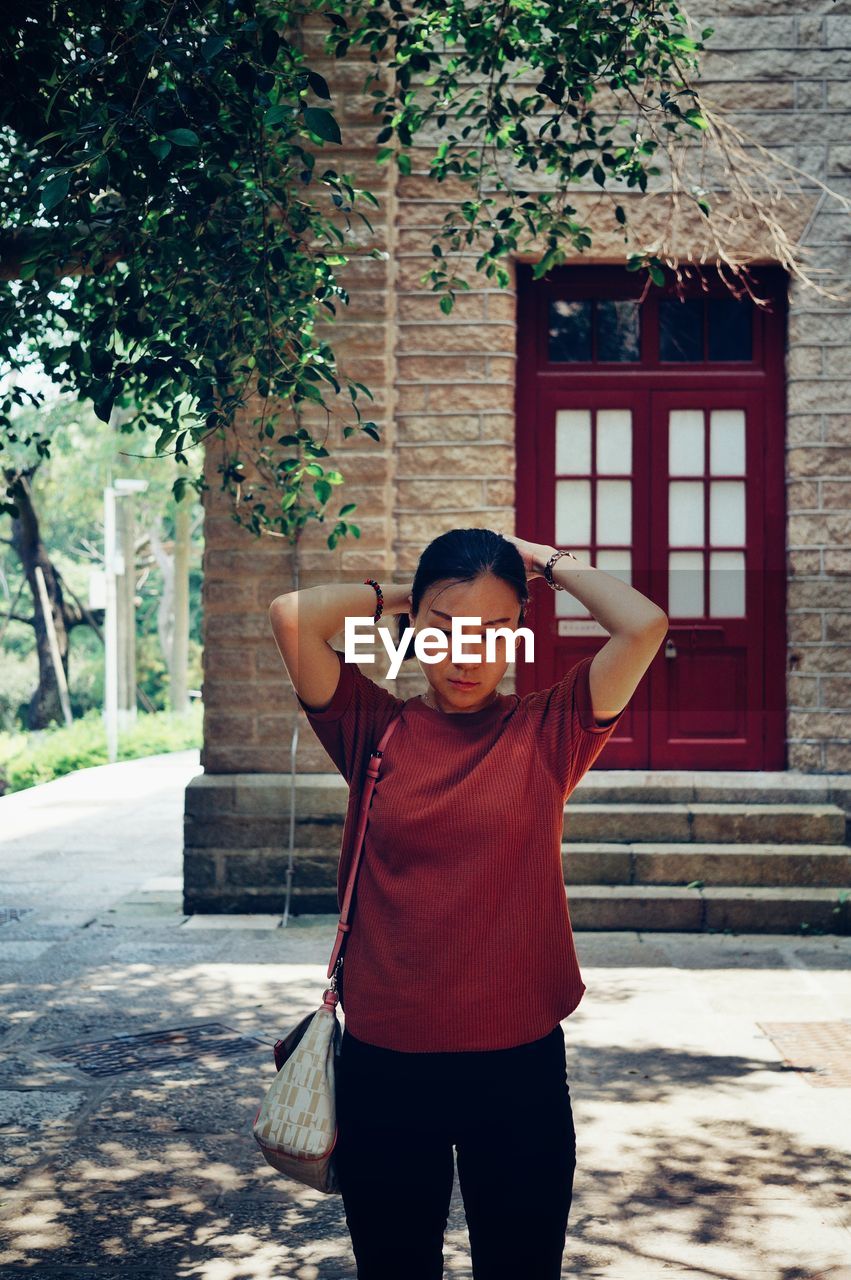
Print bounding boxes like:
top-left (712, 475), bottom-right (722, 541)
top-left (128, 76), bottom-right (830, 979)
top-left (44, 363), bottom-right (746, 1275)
top-left (410, 574), bottom-right (524, 714)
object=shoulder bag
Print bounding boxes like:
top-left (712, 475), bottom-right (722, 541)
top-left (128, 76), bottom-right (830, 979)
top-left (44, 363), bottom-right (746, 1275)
top-left (252, 709), bottom-right (403, 1194)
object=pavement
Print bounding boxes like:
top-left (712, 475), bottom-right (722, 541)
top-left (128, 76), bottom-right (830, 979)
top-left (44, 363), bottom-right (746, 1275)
top-left (1, 752), bottom-right (850, 1279)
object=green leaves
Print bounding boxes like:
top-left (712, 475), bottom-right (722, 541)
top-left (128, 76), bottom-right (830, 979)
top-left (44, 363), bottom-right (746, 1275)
top-left (164, 128), bottom-right (200, 147)
top-left (0, 1), bottom-right (386, 548)
top-left (306, 70), bottom-right (331, 100)
top-left (40, 173), bottom-right (70, 212)
top-left (261, 29), bottom-right (280, 66)
top-left (1, 0), bottom-right (722, 549)
top-left (531, 245), bottom-right (567, 279)
top-left (92, 384), bottom-right (116, 424)
top-left (264, 104), bottom-right (291, 126)
top-left (201, 34), bottom-right (228, 62)
top-left (302, 108), bottom-right (341, 144)
top-left (334, 0), bottom-right (717, 316)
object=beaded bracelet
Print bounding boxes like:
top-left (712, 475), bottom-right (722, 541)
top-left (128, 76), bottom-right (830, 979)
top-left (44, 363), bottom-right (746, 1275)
top-left (363, 578), bottom-right (384, 623)
top-left (543, 549), bottom-right (579, 591)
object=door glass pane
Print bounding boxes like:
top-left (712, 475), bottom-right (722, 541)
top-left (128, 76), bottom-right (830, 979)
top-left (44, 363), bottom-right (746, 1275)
top-left (549, 300), bottom-right (592, 362)
top-left (669, 481), bottom-right (704, 546)
top-left (669, 409), bottom-right (704, 475)
top-left (669, 551), bottom-right (703, 616)
top-left (596, 409), bottom-right (632, 474)
top-left (708, 297), bottom-right (753, 361)
top-left (597, 480), bottom-right (631, 544)
top-left (597, 300), bottom-right (641, 361)
top-left (709, 409), bottom-right (746, 475)
top-left (710, 481), bottom-right (746, 545)
top-left (660, 297), bottom-right (703, 361)
top-left (556, 479), bottom-right (591, 545)
top-left (709, 551), bottom-right (746, 616)
top-left (556, 410), bottom-right (591, 474)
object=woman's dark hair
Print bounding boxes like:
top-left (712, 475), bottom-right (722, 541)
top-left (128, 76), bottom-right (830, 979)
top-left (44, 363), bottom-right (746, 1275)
top-left (396, 528), bottom-right (530, 663)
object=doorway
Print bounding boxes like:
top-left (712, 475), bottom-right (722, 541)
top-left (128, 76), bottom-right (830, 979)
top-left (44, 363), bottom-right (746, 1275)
top-left (515, 263), bottom-right (787, 769)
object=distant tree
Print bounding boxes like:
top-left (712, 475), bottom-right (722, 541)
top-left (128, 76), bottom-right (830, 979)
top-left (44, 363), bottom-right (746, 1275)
top-left (1, 450), bottom-right (114, 727)
top-left (1, 394), bottom-right (199, 727)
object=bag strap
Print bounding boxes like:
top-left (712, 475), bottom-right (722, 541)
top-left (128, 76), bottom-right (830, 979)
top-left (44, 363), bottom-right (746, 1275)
top-left (325, 710), bottom-right (403, 981)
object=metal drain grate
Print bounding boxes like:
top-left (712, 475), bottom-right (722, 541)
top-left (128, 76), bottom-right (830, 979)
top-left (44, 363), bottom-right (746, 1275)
top-left (41, 1022), bottom-right (265, 1077)
top-left (0, 907), bottom-right (34, 926)
top-left (758, 1021), bottom-right (851, 1088)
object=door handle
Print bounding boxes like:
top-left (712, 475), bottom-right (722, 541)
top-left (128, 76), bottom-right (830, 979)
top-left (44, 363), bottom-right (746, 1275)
top-left (664, 624), bottom-right (725, 656)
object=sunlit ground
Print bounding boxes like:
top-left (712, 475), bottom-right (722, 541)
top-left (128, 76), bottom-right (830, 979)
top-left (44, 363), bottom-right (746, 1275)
top-left (1, 755), bottom-right (850, 1276)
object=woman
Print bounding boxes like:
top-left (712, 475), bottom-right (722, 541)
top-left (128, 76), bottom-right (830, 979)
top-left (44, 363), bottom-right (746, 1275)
top-left (268, 528), bottom-right (667, 1280)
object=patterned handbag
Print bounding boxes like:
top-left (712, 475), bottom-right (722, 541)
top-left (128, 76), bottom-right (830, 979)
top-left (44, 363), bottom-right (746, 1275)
top-left (252, 709), bottom-right (403, 1193)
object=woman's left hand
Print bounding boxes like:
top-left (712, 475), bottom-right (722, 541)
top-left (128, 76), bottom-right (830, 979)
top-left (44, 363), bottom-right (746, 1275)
top-left (493, 531), bottom-right (551, 581)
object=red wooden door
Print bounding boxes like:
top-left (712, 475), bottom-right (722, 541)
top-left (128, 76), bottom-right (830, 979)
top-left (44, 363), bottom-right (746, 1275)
top-left (515, 264), bottom-right (787, 770)
top-left (649, 387), bottom-right (770, 768)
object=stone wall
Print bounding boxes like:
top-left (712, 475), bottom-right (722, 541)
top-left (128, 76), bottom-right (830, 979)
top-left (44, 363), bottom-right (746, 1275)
top-left (200, 2), bottom-right (851, 779)
top-left (704, 0), bottom-right (851, 773)
top-left (198, 17), bottom-right (400, 778)
top-left (185, 0), bottom-right (851, 910)
top-left (689, 1), bottom-right (851, 773)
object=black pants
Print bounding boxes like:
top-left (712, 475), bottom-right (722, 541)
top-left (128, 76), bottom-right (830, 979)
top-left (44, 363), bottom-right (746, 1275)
top-left (334, 1023), bottom-right (576, 1280)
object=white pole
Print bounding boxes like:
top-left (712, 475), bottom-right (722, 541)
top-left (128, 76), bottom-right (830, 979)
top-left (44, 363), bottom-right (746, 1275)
top-left (103, 485), bottom-right (122, 763)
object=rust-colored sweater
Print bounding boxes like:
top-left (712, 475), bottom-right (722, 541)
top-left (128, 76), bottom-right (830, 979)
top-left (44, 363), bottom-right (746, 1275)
top-left (297, 651), bottom-right (624, 1052)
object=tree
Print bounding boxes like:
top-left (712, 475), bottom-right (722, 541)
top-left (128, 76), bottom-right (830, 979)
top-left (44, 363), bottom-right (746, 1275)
top-left (2, 461), bottom-right (97, 728)
top-left (1, 391), bottom-right (201, 728)
top-left (2, 0), bottom-right (846, 547)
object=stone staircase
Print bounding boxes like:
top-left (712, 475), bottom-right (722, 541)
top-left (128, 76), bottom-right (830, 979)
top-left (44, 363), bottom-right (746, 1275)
top-left (561, 773), bottom-right (851, 933)
top-left (183, 771), bottom-right (851, 934)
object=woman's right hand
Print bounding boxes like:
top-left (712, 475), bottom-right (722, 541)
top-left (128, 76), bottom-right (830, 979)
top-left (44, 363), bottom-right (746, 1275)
top-left (494, 531), bottom-right (550, 582)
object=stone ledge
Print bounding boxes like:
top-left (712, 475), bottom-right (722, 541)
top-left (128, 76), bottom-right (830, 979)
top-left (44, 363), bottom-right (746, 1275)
top-left (182, 882), bottom-right (851, 933)
top-left (184, 769), bottom-right (851, 812)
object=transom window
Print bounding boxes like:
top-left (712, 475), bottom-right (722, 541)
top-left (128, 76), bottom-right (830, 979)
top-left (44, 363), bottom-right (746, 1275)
top-left (548, 299), bottom-right (641, 363)
top-left (660, 296), bottom-right (753, 362)
top-left (547, 292), bottom-right (754, 365)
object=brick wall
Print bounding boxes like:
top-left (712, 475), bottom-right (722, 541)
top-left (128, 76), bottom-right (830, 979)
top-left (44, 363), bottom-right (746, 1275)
top-left (690, 0), bottom-right (851, 772)
top-left (186, 0), bottom-right (851, 911)
top-left (199, 17), bottom-right (399, 776)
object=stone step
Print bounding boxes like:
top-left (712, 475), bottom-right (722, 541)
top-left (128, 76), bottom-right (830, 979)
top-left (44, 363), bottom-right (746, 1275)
top-left (215, 883), bottom-right (850, 935)
top-left (189, 843), bottom-right (851, 897)
top-left (182, 772), bottom-right (851, 930)
top-left (563, 804), bottom-right (848, 846)
top-left (564, 885), bottom-right (851, 935)
top-left (184, 770), bottom-right (851, 815)
top-left (183, 802), bottom-right (849, 852)
top-left (564, 843), bottom-right (851, 887)
top-left (568, 772), bottom-right (851, 807)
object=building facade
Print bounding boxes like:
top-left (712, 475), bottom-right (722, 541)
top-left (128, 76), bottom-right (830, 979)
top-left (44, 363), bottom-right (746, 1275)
top-left (185, 1), bottom-right (851, 916)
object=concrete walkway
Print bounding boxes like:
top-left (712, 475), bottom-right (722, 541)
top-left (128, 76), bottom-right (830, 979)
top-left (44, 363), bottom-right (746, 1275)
top-left (1, 753), bottom-right (850, 1279)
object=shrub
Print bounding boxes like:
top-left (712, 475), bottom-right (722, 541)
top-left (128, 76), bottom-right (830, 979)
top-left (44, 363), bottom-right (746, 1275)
top-left (0, 702), bottom-right (203, 794)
